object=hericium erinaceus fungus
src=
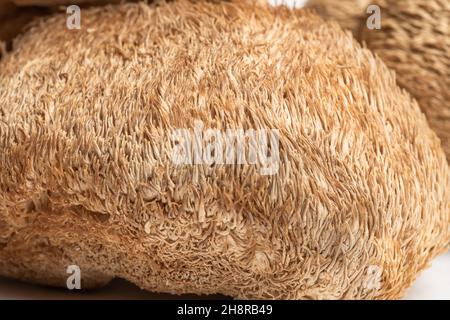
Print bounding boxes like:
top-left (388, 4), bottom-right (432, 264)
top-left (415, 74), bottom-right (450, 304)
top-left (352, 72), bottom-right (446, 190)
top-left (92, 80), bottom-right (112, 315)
top-left (307, 0), bottom-right (450, 162)
top-left (0, 0), bottom-right (449, 299)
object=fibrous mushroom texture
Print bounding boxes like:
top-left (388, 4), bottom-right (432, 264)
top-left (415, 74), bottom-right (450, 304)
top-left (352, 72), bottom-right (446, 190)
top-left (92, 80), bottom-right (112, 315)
top-left (0, 0), bottom-right (449, 299)
top-left (307, 0), bottom-right (450, 162)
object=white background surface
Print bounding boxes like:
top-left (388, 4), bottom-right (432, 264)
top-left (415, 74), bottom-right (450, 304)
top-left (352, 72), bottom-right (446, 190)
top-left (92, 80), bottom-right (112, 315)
top-left (269, 0), bottom-right (308, 7)
top-left (0, 0), bottom-right (448, 300)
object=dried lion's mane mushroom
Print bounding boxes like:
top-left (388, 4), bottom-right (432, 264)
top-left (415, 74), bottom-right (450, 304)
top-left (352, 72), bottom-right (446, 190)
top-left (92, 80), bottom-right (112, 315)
top-left (0, 0), bottom-right (449, 299)
top-left (307, 0), bottom-right (450, 162)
